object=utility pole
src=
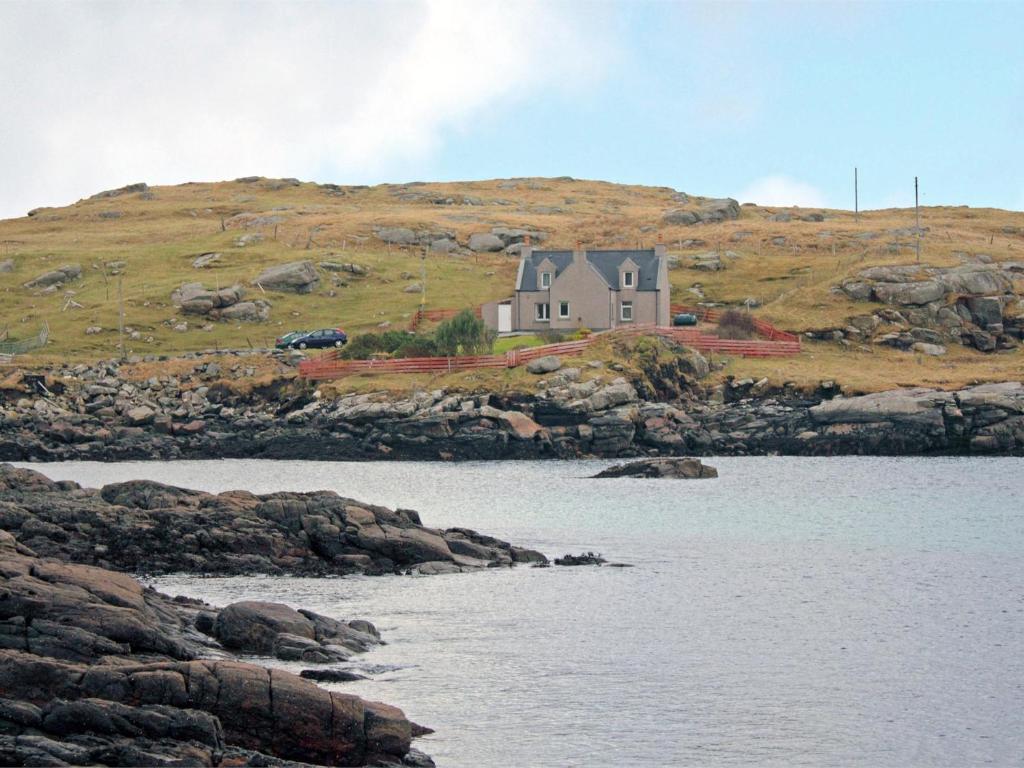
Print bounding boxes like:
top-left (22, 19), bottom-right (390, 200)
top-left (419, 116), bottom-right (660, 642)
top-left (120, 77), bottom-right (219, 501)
top-left (420, 247), bottom-right (427, 314)
top-left (915, 176), bottom-right (921, 263)
top-left (117, 272), bottom-right (125, 361)
top-left (854, 167), bottom-right (859, 223)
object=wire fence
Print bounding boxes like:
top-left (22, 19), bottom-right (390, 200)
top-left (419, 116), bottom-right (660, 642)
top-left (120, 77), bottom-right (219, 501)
top-left (0, 323), bottom-right (49, 358)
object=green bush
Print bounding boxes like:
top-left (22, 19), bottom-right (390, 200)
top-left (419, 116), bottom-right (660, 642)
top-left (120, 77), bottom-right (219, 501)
top-left (395, 336), bottom-right (439, 358)
top-left (434, 309), bottom-right (495, 356)
top-left (340, 329), bottom-right (414, 359)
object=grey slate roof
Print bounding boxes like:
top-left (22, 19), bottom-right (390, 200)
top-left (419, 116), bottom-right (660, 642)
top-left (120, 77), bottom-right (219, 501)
top-left (518, 249), bottom-right (661, 291)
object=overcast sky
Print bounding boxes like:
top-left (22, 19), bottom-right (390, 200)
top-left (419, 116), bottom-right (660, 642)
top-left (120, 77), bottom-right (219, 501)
top-left (1, 0), bottom-right (1022, 220)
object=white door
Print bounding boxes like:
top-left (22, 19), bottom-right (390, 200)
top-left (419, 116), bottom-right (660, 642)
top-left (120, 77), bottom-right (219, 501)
top-left (498, 303), bottom-right (512, 333)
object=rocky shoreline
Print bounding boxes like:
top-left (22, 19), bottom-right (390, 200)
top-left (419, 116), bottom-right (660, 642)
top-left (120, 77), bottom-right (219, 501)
top-left (0, 464), bottom-right (551, 766)
top-left (1, 351), bottom-right (1022, 459)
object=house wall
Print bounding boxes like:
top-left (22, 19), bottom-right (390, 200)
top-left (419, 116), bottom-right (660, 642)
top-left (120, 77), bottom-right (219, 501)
top-left (548, 256), bottom-right (614, 330)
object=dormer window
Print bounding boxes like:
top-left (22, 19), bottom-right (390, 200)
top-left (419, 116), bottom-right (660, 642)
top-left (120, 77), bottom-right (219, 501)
top-left (622, 271), bottom-right (635, 288)
top-left (541, 272), bottom-right (552, 288)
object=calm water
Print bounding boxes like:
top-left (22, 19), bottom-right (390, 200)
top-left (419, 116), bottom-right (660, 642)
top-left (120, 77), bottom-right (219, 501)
top-left (19, 458), bottom-right (1024, 767)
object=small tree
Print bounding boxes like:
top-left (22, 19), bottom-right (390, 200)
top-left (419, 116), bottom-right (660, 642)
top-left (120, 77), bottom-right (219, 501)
top-left (434, 309), bottom-right (495, 356)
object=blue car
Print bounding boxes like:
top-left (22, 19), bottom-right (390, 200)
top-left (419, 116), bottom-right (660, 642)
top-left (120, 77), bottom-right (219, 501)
top-left (286, 328), bottom-right (348, 350)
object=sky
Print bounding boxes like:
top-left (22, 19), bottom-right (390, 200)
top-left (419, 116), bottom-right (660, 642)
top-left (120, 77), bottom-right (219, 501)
top-left (1, 0), bottom-right (1022, 220)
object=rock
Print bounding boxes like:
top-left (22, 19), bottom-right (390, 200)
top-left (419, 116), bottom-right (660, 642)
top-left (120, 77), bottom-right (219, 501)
top-left (84, 326), bottom-right (102, 335)
top-left (171, 283), bottom-right (245, 314)
top-left (300, 668), bottom-right (367, 682)
top-left (769, 212), bottom-right (792, 222)
top-left (662, 209), bottom-right (700, 226)
top-left (872, 280), bottom-right (945, 305)
top-left (125, 406), bottom-right (155, 426)
top-left (963, 296), bottom-right (1003, 327)
top-left (403, 283), bottom-right (423, 293)
top-left (912, 342), bottom-right (946, 356)
top-left (553, 552), bottom-right (606, 566)
top-left (191, 252), bottom-right (221, 269)
top-left (809, 388), bottom-right (953, 428)
top-left (24, 264), bottom-right (81, 290)
top-left (233, 232), bottom-right (264, 247)
top-left (89, 182), bottom-right (148, 199)
top-left (375, 226), bottom-right (417, 245)
top-left (0, 259), bottom-right (13, 273)
top-left (320, 261), bottom-right (368, 275)
top-left (220, 300), bottom-right (271, 322)
top-left (700, 198), bottom-right (740, 222)
top-left (526, 355), bottom-right (561, 374)
top-left (253, 261), bottom-right (319, 293)
top-left (592, 457), bottom-right (718, 479)
top-left (468, 233), bottom-right (504, 252)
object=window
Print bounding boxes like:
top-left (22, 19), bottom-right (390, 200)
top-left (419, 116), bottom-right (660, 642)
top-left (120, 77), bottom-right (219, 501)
top-left (536, 303), bottom-right (550, 321)
top-left (558, 300), bottom-right (570, 319)
top-left (623, 271), bottom-right (635, 288)
top-left (541, 272), bottom-right (552, 288)
top-left (620, 301), bottom-right (633, 322)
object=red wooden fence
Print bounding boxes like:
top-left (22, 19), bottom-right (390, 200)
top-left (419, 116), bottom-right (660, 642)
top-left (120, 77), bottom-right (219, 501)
top-left (299, 323), bottom-right (800, 381)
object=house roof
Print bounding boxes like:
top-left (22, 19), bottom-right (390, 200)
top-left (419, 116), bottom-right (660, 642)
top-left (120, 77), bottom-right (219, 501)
top-left (518, 249), bottom-right (662, 291)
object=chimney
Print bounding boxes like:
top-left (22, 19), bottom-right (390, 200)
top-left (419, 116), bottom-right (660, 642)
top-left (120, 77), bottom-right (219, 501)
top-left (654, 233), bottom-right (667, 258)
top-left (521, 233), bottom-right (533, 260)
top-left (573, 239), bottom-right (585, 266)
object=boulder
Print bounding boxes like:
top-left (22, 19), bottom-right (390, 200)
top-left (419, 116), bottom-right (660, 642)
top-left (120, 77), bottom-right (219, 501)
top-left (526, 355), bottom-right (561, 374)
top-left (253, 261), bottom-right (319, 294)
top-left (468, 233), bottom-right (504, 252)
top-left (0, 259), bottom-right (13, 273)
top-left (403, 283), bottom-right (423, 293)
top-left (662, 209), bottom-right (700, 226)
top-left (320, 261), bottom-right (368, 275)
top-left (171, 283), bottom-right (245, 314)
top-left (699, 198), bottom-right (740, 222)
top-left (375, 227), bottom-right (417, 245)
top-left (220, 301), bottom-right (271, 322)
top-left (24, 264), bottom-right (81, 290)
top-left (963, 296), bottom-right (1003, 328)
top-left (912, 342), bottom-right (946, 356)
top-left (191, 252), bottom-right (221, 269)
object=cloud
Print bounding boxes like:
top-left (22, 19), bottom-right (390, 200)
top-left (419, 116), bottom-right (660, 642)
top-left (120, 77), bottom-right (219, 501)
top-left (737, 175), bottom-right (827, 208)
top-left (0, 0), bottom-right (607, 219)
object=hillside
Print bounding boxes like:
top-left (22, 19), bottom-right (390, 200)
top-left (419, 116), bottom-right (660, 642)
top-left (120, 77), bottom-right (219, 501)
top-left (1, 176), bottom-right (1021, 392)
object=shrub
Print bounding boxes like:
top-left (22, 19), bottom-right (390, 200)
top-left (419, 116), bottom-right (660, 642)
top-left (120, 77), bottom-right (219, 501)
top-left (716, 309), bottom-right (757, 340)
top-left (394, 336), bottom-right (439, 358)
top-left (537, 329), bottom-right (566, 344)
top-left (340, 329), bottom-right (413, 359)
top-left (434, 309), bottom-right (495, 356)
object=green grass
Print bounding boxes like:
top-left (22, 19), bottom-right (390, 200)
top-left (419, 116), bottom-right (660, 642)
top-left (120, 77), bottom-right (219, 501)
top-left (1, 176), bottom-right (1021, 390)
top-left (493, 334), bottom-right (546, 353)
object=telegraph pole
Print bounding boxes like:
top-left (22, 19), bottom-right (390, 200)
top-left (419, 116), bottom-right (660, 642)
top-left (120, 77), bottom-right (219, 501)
top-left (914, 176), bottom-right (921, 262)
top-left (854, 167), bottom-right (859, 223)
top-left (117, 272), bottom-right (126, 361)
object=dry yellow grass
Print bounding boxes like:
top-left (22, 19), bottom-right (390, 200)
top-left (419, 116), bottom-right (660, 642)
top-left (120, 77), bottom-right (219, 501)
top-left (1, 176), bottom-right (1021, 390)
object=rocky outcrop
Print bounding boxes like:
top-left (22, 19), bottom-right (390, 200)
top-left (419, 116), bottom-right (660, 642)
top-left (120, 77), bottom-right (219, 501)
top-left (662, 198), bottom-right (740, 227)
top-left (253, 260), bottom-right (319, 293)
top-left (170, 282), bottom-right (270, 322)
top-left (23, 264), bottom-right (81, 290)
top-left (0, 529), bottom-right (426, 766)
top-left (835, 262), bottom-right (1022, 353)
top-left (467, 233), bottom-right (504, 252)
top-left (0, 465), bottom-right (546, 576)
top-left (593, 457), bottom-right (718, 478)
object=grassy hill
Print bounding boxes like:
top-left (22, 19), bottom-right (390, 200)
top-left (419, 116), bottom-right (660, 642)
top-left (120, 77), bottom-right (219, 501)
top-left (1, 176), bottom-right (1021, 392)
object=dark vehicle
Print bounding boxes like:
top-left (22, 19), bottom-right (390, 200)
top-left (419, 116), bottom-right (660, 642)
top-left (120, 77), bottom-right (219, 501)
top-left (274, 330), bottom-right (307, 349)
top-left (672, 313), bottom-right (698, 326)
top-left (287, 328), bottom-right (348, 349)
